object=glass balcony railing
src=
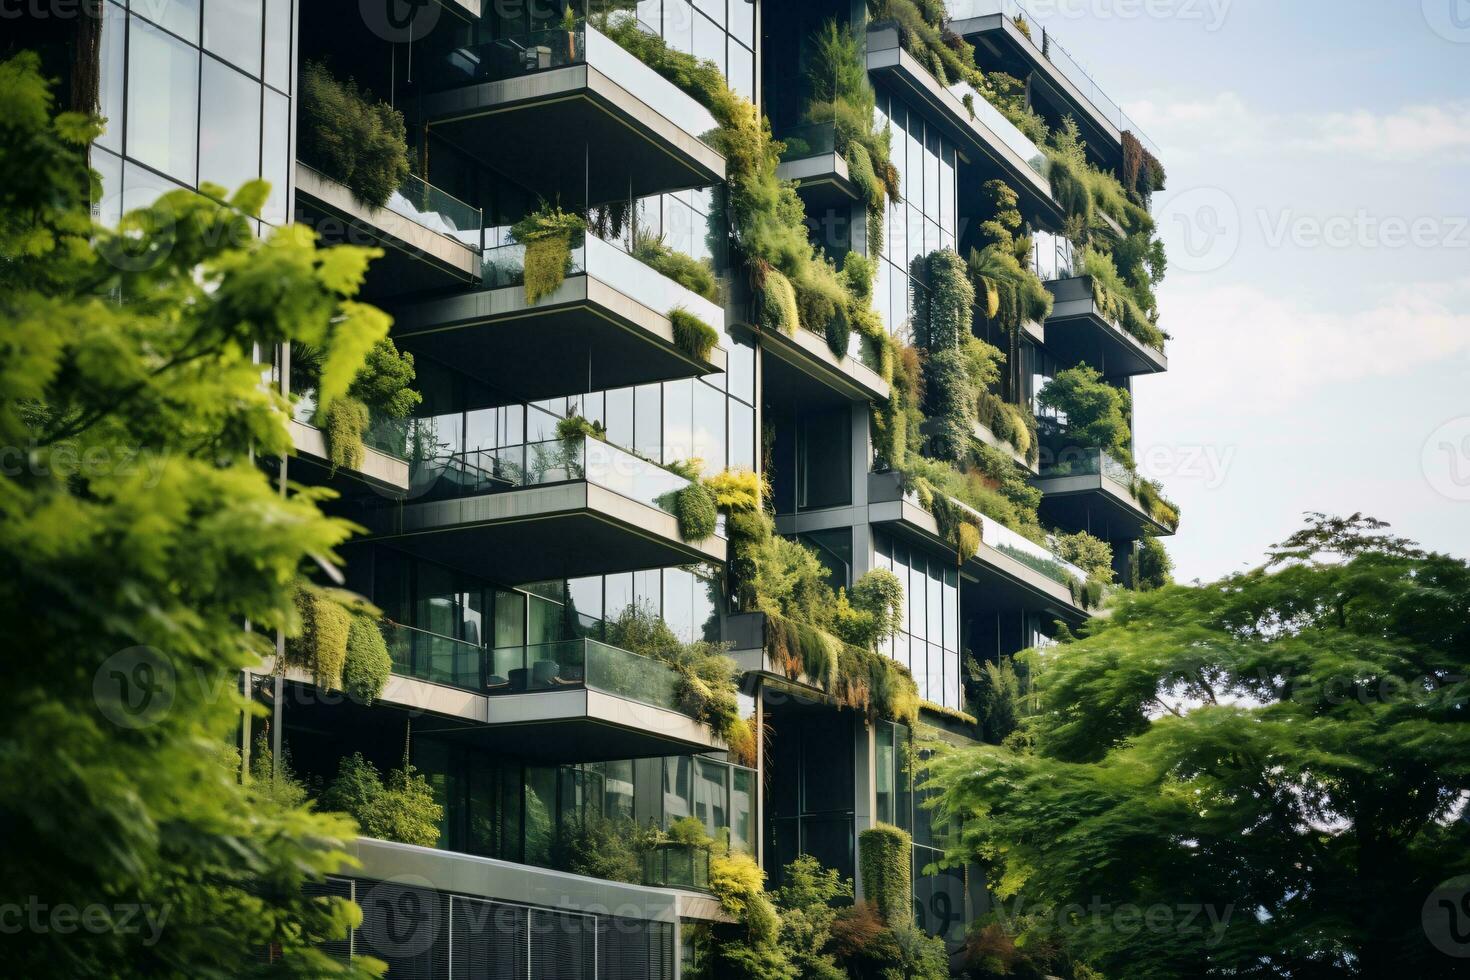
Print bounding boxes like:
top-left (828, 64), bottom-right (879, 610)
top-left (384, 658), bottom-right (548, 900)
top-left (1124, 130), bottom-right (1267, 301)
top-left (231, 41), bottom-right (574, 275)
top-left (937, 494), bottom-right (1090, 588)
top-left (480, 232), bottom-right (725, 332)
top-left (380, 620), bottom-right (485, 689)
top-left (288, 373), bottom-right (413, 463)
top-left (943, 0), bottom-right (1159, 156)
top-left (1039, 447), bottom-right (1134, 486)
top-left (777, 121), bottom-right (839, 162)
top-left (642, 841), bottom-right (712, 891)
top-left (298, 161), bottom-right (483, 250)
top-left (409, 434), bottom-right (723, 536)
top-left (486, 638), bottom-right (685, 714)
top-left (947, 80), bottom-right (1047, 179)
top-left (424, 19), bottom-right (720, 148)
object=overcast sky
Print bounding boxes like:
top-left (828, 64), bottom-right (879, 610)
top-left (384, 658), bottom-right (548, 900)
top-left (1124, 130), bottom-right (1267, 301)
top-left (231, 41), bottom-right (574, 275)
top-left (1019, 0), bottom-right (1470, 581)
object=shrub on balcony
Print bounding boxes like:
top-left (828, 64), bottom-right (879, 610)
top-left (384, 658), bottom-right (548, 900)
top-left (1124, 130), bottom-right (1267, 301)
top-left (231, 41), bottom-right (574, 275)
top-left (668, 308), bottom-right (720, 363)
top-left (511, 202), bottom-right (586, 304)
top-left (756, 266), bottom-right (799, 336)
top-left (323, 752), bottom-right (442, 848)
top-left (675, 481), bottom-right (719, 540)
top-left (297, 337), bottom-right (421, 467)
top-left (285, 584), bottom-right (352, 690)
top-left (1038, 364), bottom-right (1134, 466)
top-left (342, 614), bottom-right (392, 704)
top-left (859, 823), bottom-right (913, 926)
top-left (556, 414), bottom-right (606, 441)
top-left (550, 813), bottom-right (645, 885)
top-left (1053, 530), bottom-right (1116, 582)
top-left (299, 61), bottom-right (410, 209)
top-left (633, 232), bottom-right (719, 301)
top-left (322, 395), bottom-right (368, 473)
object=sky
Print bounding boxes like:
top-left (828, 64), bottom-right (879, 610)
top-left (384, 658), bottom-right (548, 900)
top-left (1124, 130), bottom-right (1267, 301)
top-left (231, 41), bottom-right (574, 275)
top-left (1011, 0), bottom-right (1470, 581)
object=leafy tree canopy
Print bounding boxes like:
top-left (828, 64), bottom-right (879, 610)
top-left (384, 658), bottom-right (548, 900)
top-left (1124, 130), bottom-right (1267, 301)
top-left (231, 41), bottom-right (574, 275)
top-left (0, 52), bottom-right (387, 976)
top-left (931, 514), bottom-right (1470, 980)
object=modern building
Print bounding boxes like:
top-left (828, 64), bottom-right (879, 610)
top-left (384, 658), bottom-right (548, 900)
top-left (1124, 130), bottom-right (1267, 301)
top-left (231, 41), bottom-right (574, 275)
top-left (18, 0), bottom-right (1172, 975)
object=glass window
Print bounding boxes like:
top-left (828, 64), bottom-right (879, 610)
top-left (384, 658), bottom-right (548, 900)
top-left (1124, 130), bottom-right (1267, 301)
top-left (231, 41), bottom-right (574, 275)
top-left (567, 577), bottom-right (604, 631)
top-left (726, 338), bottom-right (754, 406)
top-left (663, 0), bottom-right (694, 55)
top-left (604, 386), bottom-right (634, 450)
top-left (694, 0), bottom-right (723, 26)
top-left (126, 18), bottom-right (200, 184)
top-left (203, 0), bottom-right (263, 77)
top-left (876, 723), bottom-right (894, 825)
top-left (199, 56), bottom-right (260, 196)
top-left (493, 590), bottom-right (524, 648)
top-left (692, 11), bottom-right (725, 77)
top-left (137, 0), bottom-right (200, 44)
top-left (728, 40), bottom-right (754, 103)
top-left (694, 758), bottom-right (728, 840)
top-left (634, 384), bottom-right (662, 462)
top-left (663, 756), bottom-right (693, 822)
top-left (604, 573), bottom-right (633, 624)
top-left (261, 87), bottom-right (290, 224)
top-left (92, 148), bottom-right (124, 227)
top-left (664, 378), bottom-right (693, 463)
top-left (731, 768), bottom-right (753, 855)
top-left (692, 380), bottom-right (725, 471)
top-left (97, 2), bottom-right (126, 153)
top-left (729, 402), bottom-right (754, 472)
top-left (121, 158), bottom-right (186, 216)
top-left (662, 567), bottom-right (695, 642)
top-left (729, 0), bottom-right (753, 47)
top-left (263, 0), bottom-right (291, 91)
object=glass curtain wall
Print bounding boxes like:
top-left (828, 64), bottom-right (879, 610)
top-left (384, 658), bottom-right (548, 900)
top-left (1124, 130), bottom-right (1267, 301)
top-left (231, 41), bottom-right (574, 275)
top-left (872, 87), bottom-right (959, 343)
top-left (873, 533), bottom-right (961, 710)
top-left (93, 0), bottom-right (294, 228)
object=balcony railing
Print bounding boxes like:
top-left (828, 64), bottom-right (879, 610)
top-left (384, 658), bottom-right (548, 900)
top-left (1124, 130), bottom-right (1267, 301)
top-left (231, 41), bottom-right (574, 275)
top-left (409, 433), bottom-right (722, 535)
top-left (946, 80), bottom-right (1047, 178)
top-left (1039, 447), bottom-right (1134, 485)
top-left (298, 161), bottom-right (482, 250)
top-left (480, 231), bottom-right (725, 332)
top-left (380, 620), bottom-right (485, 689)
top-left (642, 841), bottom-right (712, 891)
top-left (941, 494), bottom-right (1091, 588)
top-left (486, 638), bottom-right (685, 713)
top-left (944, 0), bottom-right (1159, 156)
top-left (777, 121), bottom-right (839, 162)
top-left (424, 19), bottom-right (720, 147)
top-left (289, 376), bottom-right (413, 462)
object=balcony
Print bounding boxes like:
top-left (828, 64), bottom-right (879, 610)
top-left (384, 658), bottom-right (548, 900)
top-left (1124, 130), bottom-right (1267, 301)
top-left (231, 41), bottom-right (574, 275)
top-left (866, 22), bottom-right (1060, 224)
top-left (421, 21), bottom-right (725, 204)
top-left (375, 622), bottom-right (721, 759)
top-left (946, 0), bottom-right (1159, 168)
top-left (390, 232), bottom-right (727, 404)
top-left (356, 434), bottom-right (726, 584)
top-left (776, 122), bottom-right (863, 213)
top-left (866, 470), bottom-right (1091, 622)
top-left (1035, 448), bottom-right (1179, 538)
top-left (286, 362), bottom-right (411, 494)
top-left (1044, 275), bottom-right (1168, 377)
top-left (642, 841), bottom-right (712, 892)
top-left (293, 162), bottom-right (481, 291)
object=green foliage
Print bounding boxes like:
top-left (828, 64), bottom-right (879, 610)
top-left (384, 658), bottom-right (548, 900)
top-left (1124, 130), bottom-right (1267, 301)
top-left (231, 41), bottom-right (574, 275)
top-left (905, 450), bottom-right (1046, 547)
top-left (859, 823), bottom-right (913, 926)
top-left (914, 247), bottom-right (975, 352)
top-left (1135, 532), bottom-right (1173, 591)
top-left (1053, 530), bottom-right (1115, 582)
top-left (1038, 364), bottom-right (1134, 466)
top-left (511, 202), bottom-right (586, 304)
top-left (288, 586), bottom-right (353, 691)
top-left (1080, 244), bottom-right (1166, 350)
top-left (843, 251), bottom-right (876, 302)
top-left (824, 300), bottom-right (852, 359)
top-left (249, 734), bottom-right (312, 811)
top-left (324, 752), bottom-right (442, 848)
top-left (965, 655), bottom-right (1026, 745)
top-left (847, 568), bottom-right (905, 643)
top-left (0, 53), bottom-right (386, 975)
top-left (350, 337), bottom-right (421, 421)
top-left (323, 393), bottom-right (369, 473)
top-left (930, 515), bottom-right (1470, 979)
top-left (299, 61), bottom-right (409, 209)
top-left (555, 413), bottom-right (606, 440)
top-left (343, 614), bottom-right (392, 704)
top-left (675, 481), bottom-right (719, 540)
top-left (774, 855), bottom-right (852, 980)
top-left (549, 814), bottom-right (644, 885)
top-left (669, 307), bottom-right (720, 361)
top-left (970, 180), bottom-right (1054, 328)
top-left (634, 232), bottom-right (719, 301)
top-left (870, 0), bottom-right (982, 88)
top-left (759, 267), bottom-right (800, 336)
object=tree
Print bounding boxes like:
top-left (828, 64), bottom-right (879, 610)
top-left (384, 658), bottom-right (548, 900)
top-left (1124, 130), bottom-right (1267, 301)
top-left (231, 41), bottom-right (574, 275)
top-left (929, 514), bottom-right (1470, 979)
top-left (0, 53), bottom-right (388, 975)
top-left (1037, 364), bottom-right (1132, 465)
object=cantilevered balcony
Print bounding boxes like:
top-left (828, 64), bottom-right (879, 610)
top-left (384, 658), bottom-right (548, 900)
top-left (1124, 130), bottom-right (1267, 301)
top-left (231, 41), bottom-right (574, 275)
top-left (1044, 275), bottom-right (1168, 377)
top-left (866, 22), bottom-right (1060, 224)
top-left (285, 359), bottom-right (411, 494)
top-left (356, 434), bottom-right (725, 584)
top-left (360, 622), bottom-right (723, 759)
top-left (422, 21), bottom-right (725, 203)
top-left (947, 0), bottom-right (1159, 170)
top-left (866, 470), bottom-right (1092, 622)
top-left (391, 232), bottom-right (726, 404)
top-left (293, 162), bottom-right (482, 294)
top-left (776, 122), bottom-right (864, 214)
top-left (1035, 448), bottom-right (1179, 538)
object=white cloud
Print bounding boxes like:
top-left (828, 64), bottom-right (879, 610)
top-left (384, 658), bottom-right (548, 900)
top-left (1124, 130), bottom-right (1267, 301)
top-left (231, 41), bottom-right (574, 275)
top-left (1153, 277), bottom-right (1470, 415)
top-left (1131, 94), bottom-right (1470, 163)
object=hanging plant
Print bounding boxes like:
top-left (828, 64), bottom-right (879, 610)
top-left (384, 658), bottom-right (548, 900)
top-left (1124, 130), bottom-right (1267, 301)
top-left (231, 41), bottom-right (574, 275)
top-left (343, 614), bottom-right (393, 704)
top-left (669, 308), bottom-right (720, 361)
top-left (674, 482), bottom-right (719, 541)
top-left (285, 584), bottom-right (352, 690)
top-left (511, 203), bottom-right (587, 304)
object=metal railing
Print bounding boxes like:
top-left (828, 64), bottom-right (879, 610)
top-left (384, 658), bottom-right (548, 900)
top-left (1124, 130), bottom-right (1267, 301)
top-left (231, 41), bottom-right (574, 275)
top-left (486, 638), bottom-right (687, 714)
top-left (943, 0), bottom-right (1159, 156)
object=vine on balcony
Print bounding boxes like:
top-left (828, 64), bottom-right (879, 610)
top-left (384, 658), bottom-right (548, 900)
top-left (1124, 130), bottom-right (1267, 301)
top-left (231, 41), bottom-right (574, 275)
top-left (510, 202), bottom-right (586, 304)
